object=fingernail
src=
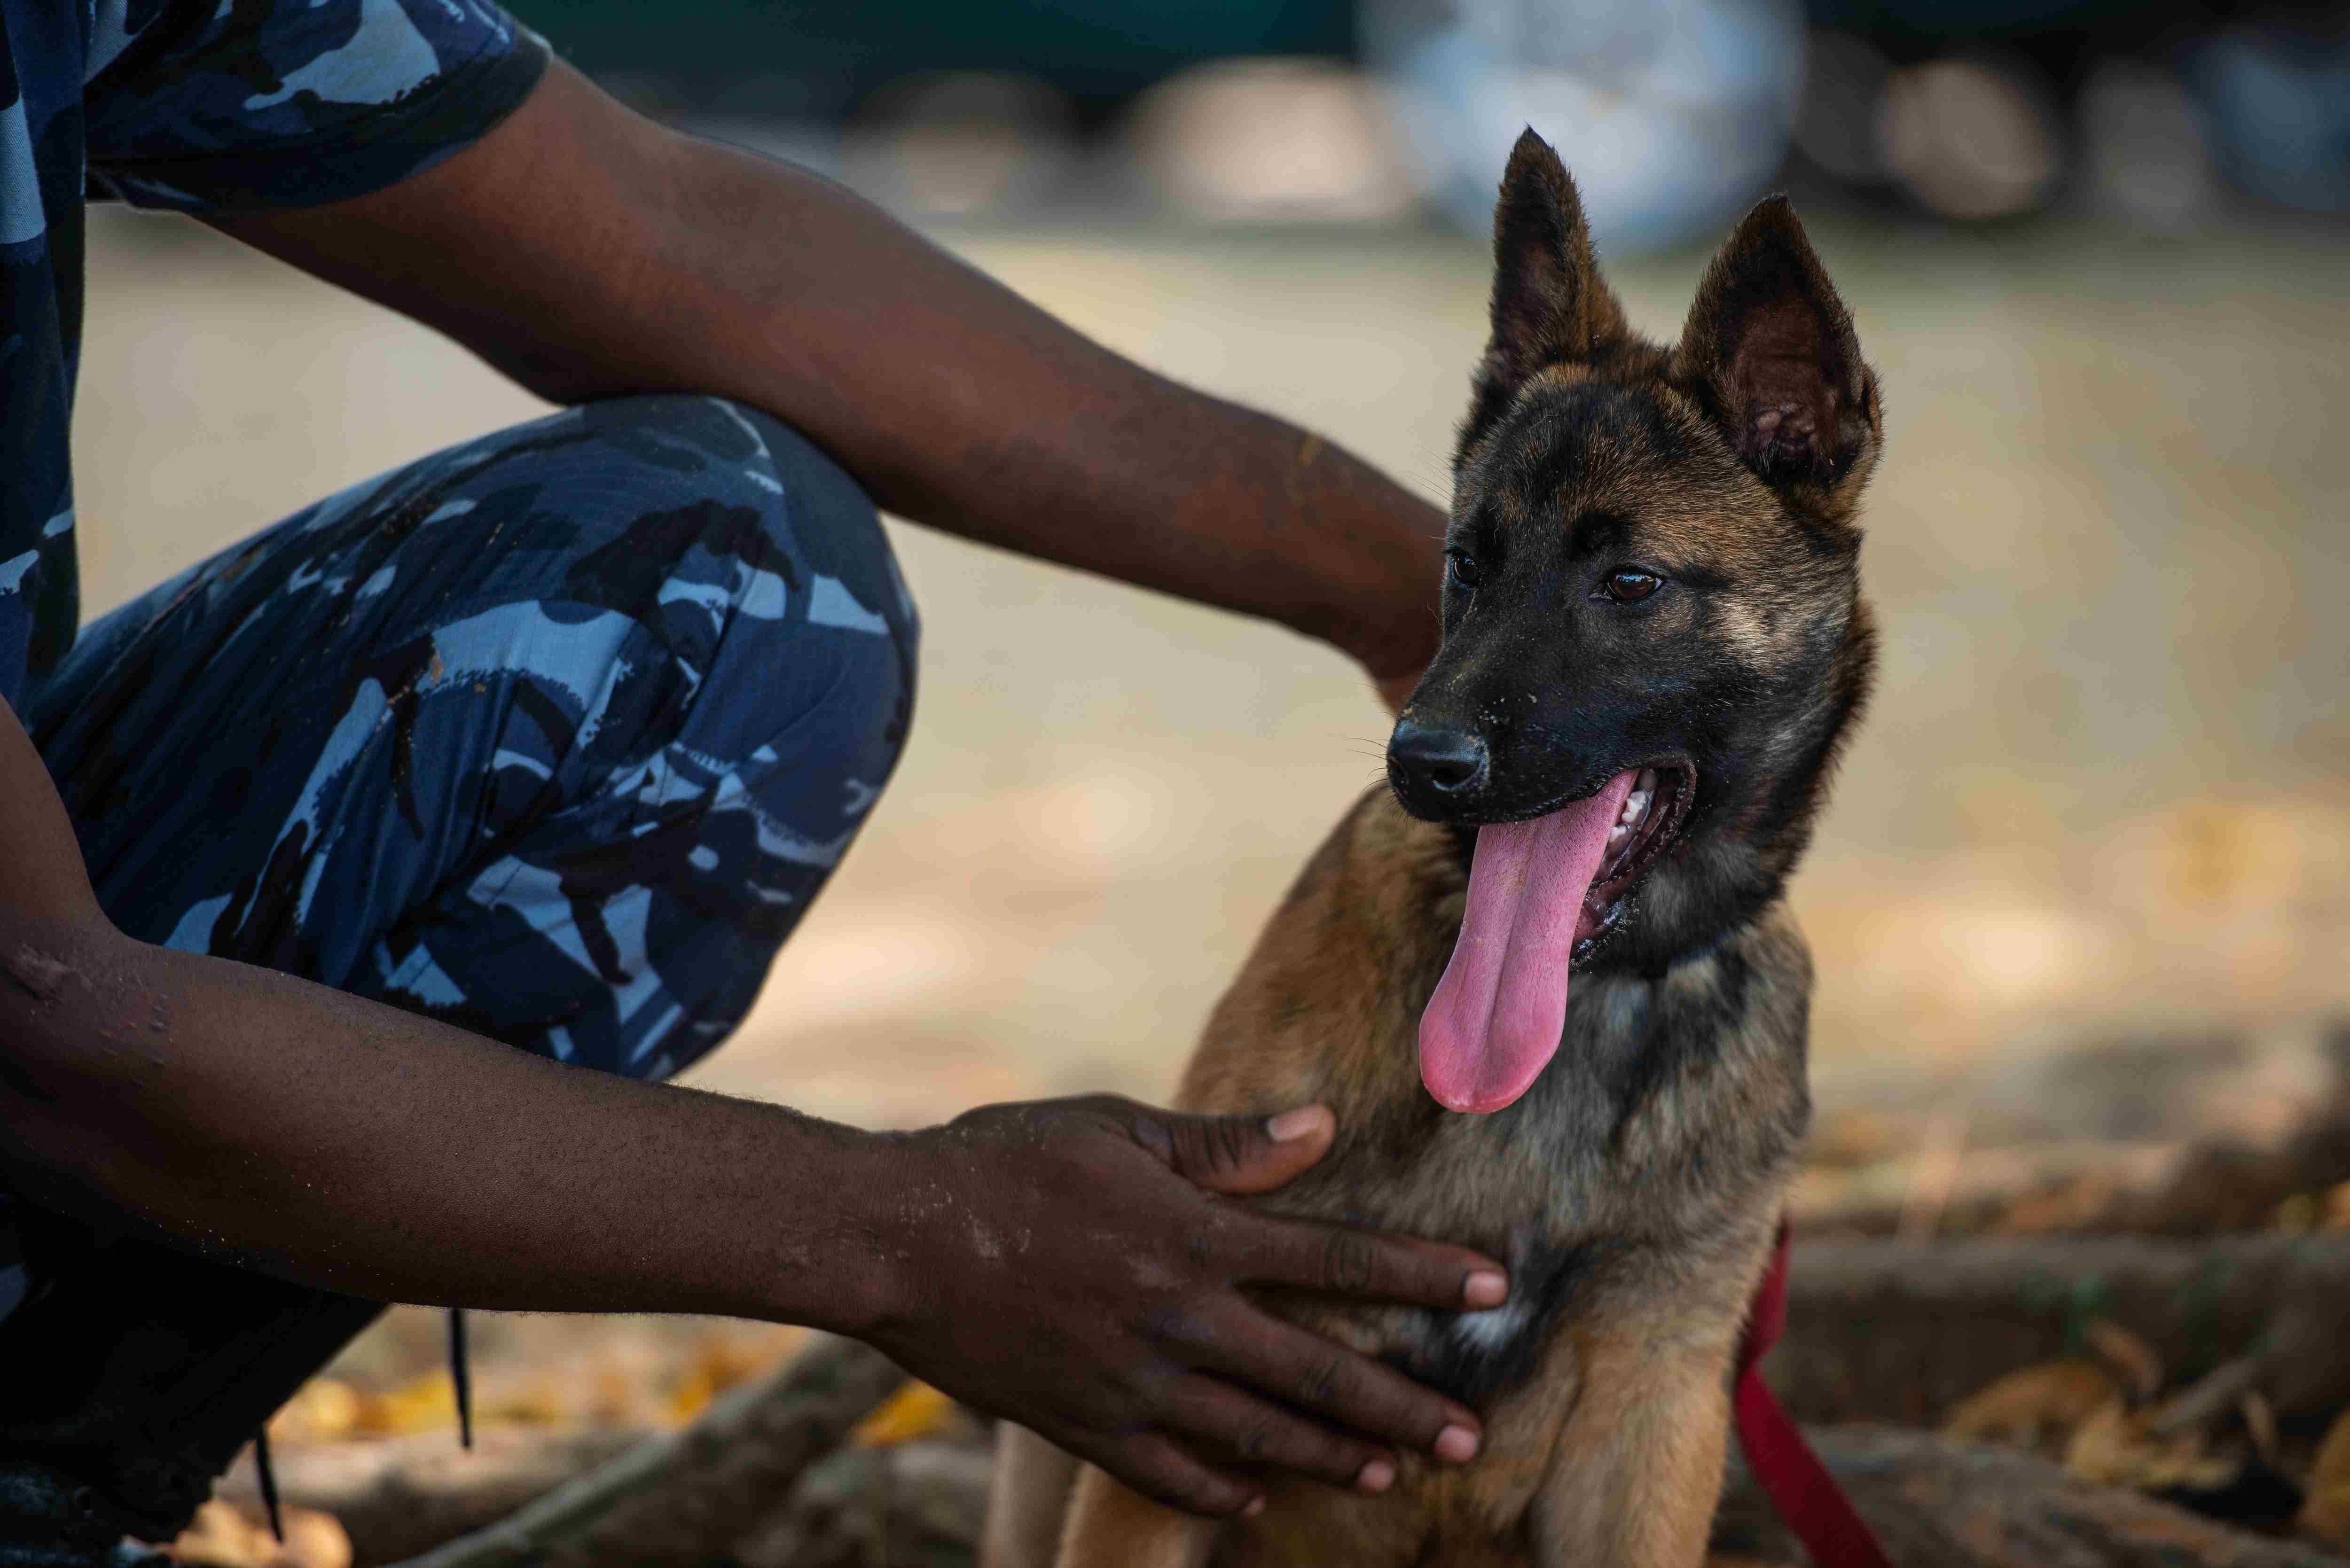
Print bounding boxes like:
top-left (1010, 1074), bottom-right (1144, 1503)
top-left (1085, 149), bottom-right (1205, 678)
top-left (1267, 1106), bottom-right (1331, 1143)
top-left (1463, 1270), bottom-right (1508, 1309)
top-left (1356, 1459), bottom-right (1396, 1494)
top-left (1243, 1495), bottom-right (1267, 1517)
top-left (1435, 1424), bottom-right (1480, 1463)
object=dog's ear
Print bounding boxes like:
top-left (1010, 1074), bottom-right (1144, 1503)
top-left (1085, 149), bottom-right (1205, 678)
top-left (1477, 129), bottom-right (1629, 401)
top-left (1676, 196), bottom-right (1880, 514)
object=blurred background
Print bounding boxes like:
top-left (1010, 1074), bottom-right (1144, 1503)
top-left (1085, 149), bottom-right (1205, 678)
top-left (70, 0), bottom-right (2350, 1555)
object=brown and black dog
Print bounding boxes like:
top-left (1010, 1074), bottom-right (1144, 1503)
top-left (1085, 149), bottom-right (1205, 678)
top-left (985, 128), bottom-right (1883, 1568)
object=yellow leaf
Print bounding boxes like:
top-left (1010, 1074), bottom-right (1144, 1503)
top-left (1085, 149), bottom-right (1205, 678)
top-left (2272, 1192), bottom-right (2319, 1234)
top-left (851, 1381), bottom-right (955, 1449)
top-left (2064, 1400), bottom-right (2147, 1486)
top-left (478, 1371), bottom-right (575, 1430)
top-left (166, 1503), bottom-right (349, 1568)
top-left (167, 1501), bottom-right (269, 1567)
top-left (265, 1380), bottom-right (367, 1445)
top-left (1943, 1359), bottom-right (2119, 1452)
top-left (2298, 1406), bottom-right (2350, 1544)
top-left (665, 1327), bottom-right (807, 1425)
top-left (2064, 1398), bottom-right (2241, 1494)
top-left (2242, 1390), bottom-right (2280, 1464)
top-left (666, 1362), bottom-right (719, 1425)
top-left (275, 1509), bottom-right (354, 1568)
top-left (587, 1357), bottom-right (647, 1426)
top-left (2084, 1320), bottom-right (2164, 1403)
top-left (366, 1370), bottom-right (457, 1436)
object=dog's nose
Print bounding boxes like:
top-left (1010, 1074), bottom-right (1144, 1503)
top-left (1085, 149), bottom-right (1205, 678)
top-left (1390, 719), bottom-right (1489, 796)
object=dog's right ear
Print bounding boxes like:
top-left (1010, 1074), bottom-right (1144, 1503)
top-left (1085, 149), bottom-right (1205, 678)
top-left (1474, 130), bottom-right (1629, 415)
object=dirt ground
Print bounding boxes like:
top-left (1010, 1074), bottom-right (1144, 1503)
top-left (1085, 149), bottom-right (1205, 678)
top-left (68, 203), bottom-right (2350, 1410)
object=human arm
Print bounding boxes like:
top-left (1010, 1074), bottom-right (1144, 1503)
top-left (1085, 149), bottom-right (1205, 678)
top-left (0, 694), bottom-right (1494, 1510)
top-left (200, 62), bottom-right (1443, 705)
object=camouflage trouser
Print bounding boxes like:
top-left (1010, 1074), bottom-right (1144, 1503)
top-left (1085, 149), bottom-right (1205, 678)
top-left (0, 395), bottom-right (920, 1554)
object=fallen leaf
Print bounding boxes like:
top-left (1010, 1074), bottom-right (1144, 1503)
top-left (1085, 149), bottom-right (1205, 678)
top-left (1990, 1173), bottom-right (2116, 1236)
top-left (852, 1381), bottom-right (956, 1449)
top-left (2297, 1405), bottom-right (2350, 1543)
top-left (479, 1370), bottom-right (575, 1430)
top-left (265, 1380), bottom-right (369, 1445)
top-left (1942, 1359), bottom-right (2119, 1453)
top-left (365, 1370), bottom-right (457, 1437)
top-left (2066, 1399), bottom-right (2240, 1493)
top-left (1805, 1109), bottom-right (1898, 1170)
top-left (2084, 1319), bottom-right (2164, 1403)
top-left (2272, 1192), bottom-right (2319, 1233)
top-left (2242, 1389), bottom-right (2280, 1465)
top-left (166, 1502), bottom-right (350, 1568)
top-left (667, 1328), bottom-right (805, 1423)
top-left (275, 1510), bottom-right (353, 1568)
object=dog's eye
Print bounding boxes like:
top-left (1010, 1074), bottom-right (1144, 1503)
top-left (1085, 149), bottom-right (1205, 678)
top-left (1601, 569), bottom-right (1663, 603)
top-left (1446, 549), bottom-right (1482, 590)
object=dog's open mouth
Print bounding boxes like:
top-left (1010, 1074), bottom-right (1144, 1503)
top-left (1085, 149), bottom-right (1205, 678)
top-left (1418, 763), bottom-right (1694, 1115)
top-left (1576, 763), bottom-right (1693, 953)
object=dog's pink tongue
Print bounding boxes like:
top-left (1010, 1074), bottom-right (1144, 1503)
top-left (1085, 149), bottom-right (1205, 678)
top-left (1419, 771), bottom-right (1637, 1113)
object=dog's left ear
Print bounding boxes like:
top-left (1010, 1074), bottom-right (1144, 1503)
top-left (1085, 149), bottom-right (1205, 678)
top-left (1676, 196), bottom-right (1881, 515)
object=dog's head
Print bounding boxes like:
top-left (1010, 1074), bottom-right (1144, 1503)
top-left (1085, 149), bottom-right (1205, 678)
top-left (1391, 130), bottom-right (1881, 1113)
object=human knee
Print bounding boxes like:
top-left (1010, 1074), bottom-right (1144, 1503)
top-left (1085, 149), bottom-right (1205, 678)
top-left (568, 394), bottom-right (919, 671)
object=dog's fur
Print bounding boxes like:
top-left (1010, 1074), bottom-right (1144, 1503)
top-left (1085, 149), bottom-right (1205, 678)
top-left (984, 130), bottom-right (1883, 1568)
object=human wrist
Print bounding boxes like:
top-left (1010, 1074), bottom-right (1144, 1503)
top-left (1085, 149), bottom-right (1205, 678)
top-left (1346, 600), bottom-right (1439, 711)
top-left (1315, 478), bottom-right (1444, 689)
top-left (744, 1121), bottom-right (930, 1339)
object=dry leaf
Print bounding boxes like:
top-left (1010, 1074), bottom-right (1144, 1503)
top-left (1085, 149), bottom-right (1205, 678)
top-left (265, 1380), bottom-right (369, 1445)
top-left (666, 1328), bottom-right (805, 1423)
top-left (2272, 1192), bottom-right (2319, 1233)
top-left (366, 1370), bottom-right (458, 1436)
top-left (2297, 1405), bottom-right (2350, 1543)
top-left (479, 1370), bottom-right (575, 1430)
top-left (1990, 1173), bottom-right (2115, 1236)
top-left (2241, 1390), bottom-right (2280, 1465)
top-left (167, 1502), bottom-right (350, 1568)
top-left (2065, 1398), bottom-right (2240, 1493)
top-left (851, 1380), bottom-right (956, 1448)
top-left (1805, 1109), bottom-right (1898, 1170)
top-left (274, 1511), bottom-right (352, 1568)
top-left (586, 1357), bottom-right (644, 1425)
top-left (2084, 1319), bottom-right (2164, 1403)
top-left (1942, 1358), bottom-right (2119, 1452)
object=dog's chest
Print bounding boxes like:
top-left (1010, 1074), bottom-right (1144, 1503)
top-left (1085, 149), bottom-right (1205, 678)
top-left (1295, 953), bottom-right (1801, 1409)
top-left (1396, 1225), bottom-right (1613, 1409)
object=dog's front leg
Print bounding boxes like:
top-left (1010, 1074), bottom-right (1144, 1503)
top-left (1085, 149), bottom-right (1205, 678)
top-left (983, 1424), bottom-right (1081, 1568)
top-left (1055, 1462), bottom-right (1220, 1568)
top-left (1527, 1317), bottom-right (1739, 1568)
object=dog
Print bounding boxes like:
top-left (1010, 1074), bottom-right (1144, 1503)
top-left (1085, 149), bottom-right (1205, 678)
top-left (983, 127), bottom-right (1883, 1568)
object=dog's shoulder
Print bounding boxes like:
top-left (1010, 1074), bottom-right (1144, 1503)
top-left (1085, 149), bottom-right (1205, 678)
top-left (1177, 786), bottom-right (1462, 1124)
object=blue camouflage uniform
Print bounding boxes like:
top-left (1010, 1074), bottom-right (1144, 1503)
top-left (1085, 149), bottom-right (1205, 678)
top-left (0, 0), bottom-right (919, 1558)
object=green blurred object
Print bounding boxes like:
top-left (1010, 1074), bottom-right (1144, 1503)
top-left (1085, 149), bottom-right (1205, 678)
top-left (509, 0), bottom-right (1354, 111)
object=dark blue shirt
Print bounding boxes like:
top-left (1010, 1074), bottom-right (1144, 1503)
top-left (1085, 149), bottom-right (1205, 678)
top-left (0, 0), bottom-right (547, 710)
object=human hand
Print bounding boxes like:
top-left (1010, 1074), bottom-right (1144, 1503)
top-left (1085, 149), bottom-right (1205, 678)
top-left (861, 1096), bottom-right (1504, 1515)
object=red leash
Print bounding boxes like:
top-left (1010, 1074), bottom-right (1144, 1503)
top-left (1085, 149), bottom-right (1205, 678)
top-left (1731, 1219), bottom-right (1893, 1568)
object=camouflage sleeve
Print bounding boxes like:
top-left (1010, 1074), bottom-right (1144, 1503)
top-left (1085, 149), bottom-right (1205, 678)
top-left (81, 0), bottom-right (549, 211)
top-left (0, 577), bottom-right (31, 714)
